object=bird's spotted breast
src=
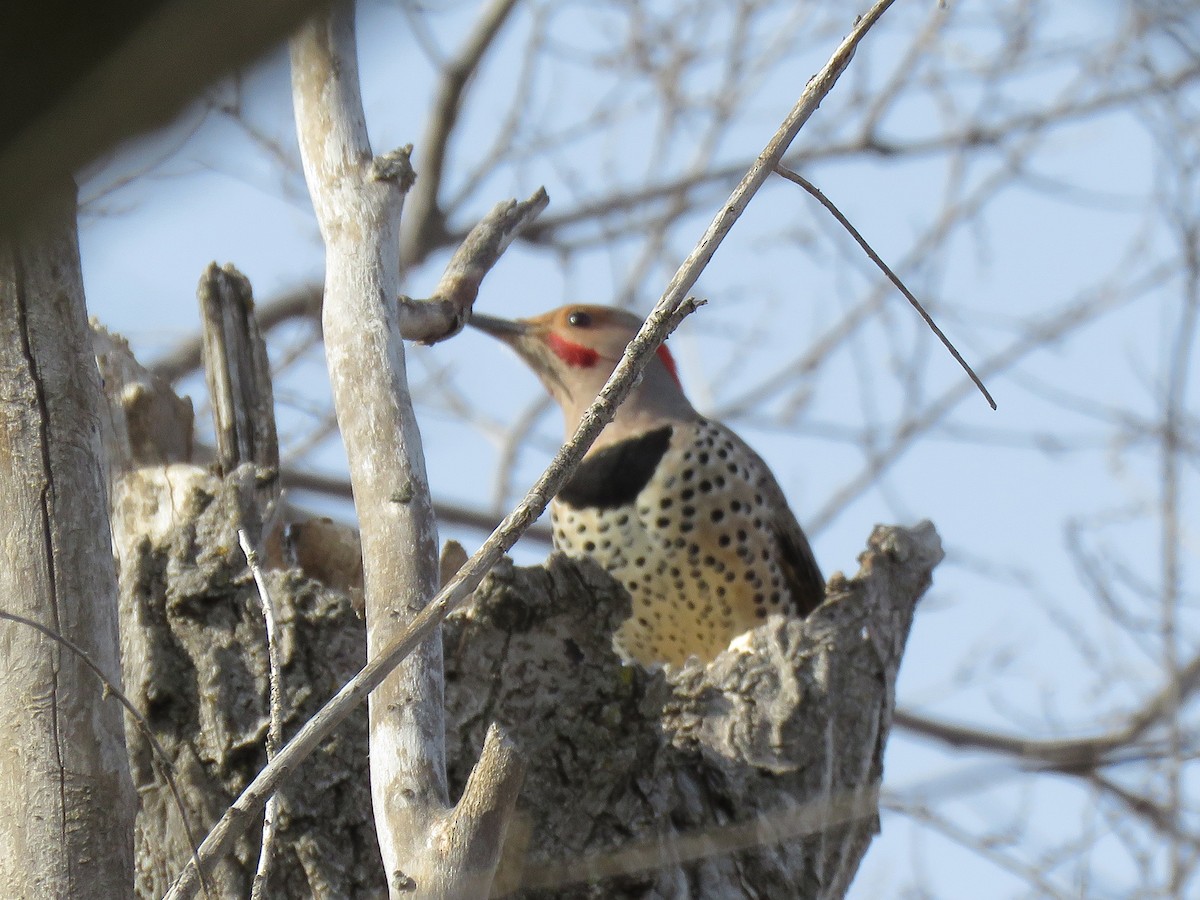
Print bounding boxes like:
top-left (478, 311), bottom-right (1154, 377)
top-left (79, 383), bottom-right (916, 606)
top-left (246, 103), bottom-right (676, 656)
top-left (552, 419), bottom-right (802, 667)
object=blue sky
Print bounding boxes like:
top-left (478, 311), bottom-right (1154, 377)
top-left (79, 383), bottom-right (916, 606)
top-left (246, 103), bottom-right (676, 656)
top-left (77, 1), bottom-right (1198, 895)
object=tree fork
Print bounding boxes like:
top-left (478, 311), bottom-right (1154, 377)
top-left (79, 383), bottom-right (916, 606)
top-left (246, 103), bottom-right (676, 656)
top-left (289, 4), bottom-right (524, 897)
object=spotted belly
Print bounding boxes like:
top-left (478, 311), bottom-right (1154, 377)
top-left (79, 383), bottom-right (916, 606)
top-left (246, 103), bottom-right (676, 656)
top-left (551, 420), bottom-right (790, 667)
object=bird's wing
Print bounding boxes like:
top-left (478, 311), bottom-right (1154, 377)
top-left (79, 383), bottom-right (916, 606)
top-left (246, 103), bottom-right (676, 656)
top-left (725, 429), bottom-right (826, 617)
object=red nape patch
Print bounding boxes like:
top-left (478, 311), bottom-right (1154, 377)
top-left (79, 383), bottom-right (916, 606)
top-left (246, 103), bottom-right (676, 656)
top-left (657, 344), bottom-right (682, 387)
top-left (547, 332), bottom-right (600, 368)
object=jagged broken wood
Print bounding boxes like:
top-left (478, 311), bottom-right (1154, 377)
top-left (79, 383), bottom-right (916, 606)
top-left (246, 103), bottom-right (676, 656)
top-left (446, 523), bottom-right (941, 898)
top-left (399, 189), bottom-right (550, 345)
top-left (96, 319), bottom-right (938, 896)
top-left (198, 262), bottom-right (280, 475)
top-left (95, 325), bottom-right (385, 898)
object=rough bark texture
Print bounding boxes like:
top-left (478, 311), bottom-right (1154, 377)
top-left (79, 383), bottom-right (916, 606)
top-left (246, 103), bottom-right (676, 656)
top-left (94, 326), bottom-right (937, 898)
top-left (0, 187), bottom-right (136, 896)
top-left (197, 262), bottom-right (279, 475)
top-left (96, 326), bottom-right (386, 898)
top-left (444, 524), bottom-right (941, 899)
top-left (113, 466), bottom-right (385, 899)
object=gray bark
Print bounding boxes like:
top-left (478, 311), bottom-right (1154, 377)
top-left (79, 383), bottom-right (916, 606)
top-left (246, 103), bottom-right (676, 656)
top-left (114, 465), bottom-right (385, 898)
top-left (289, 6), bottom-right (524, 896)
top-left (197, 262), bottom-right (279, 475)
top-left (105, 473), bottom-right (935, 899)
top-left (95, 329), bottom-right (386, 897)
top-left (94, 306), bottom-right (936, 898)
top-left (444, 524), bottom-right (941, 898)
top-left (0, 186), bottom-right (136, 896)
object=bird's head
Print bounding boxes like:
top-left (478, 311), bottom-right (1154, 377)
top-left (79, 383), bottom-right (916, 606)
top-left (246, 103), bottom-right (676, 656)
top-left (470, 304), bottom-right (696, 449)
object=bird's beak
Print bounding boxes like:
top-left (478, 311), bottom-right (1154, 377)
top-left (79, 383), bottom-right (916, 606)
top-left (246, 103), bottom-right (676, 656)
top-left (469, 310), bottom-right (547, 366)
top-left (470, 311), bottom-right (569, 396)
top-left (468, 312), bottom-right (534, 342)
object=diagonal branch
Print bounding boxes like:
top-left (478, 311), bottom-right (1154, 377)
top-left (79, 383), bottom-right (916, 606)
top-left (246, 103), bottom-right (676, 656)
top-left (163, 4), bottom-right (898, 894)
top-left (772, 164), bottom-right (995, 410)
top-left (397, 187), bottom-right (549, 343)
top-left (895, 647), bottom-right (1200, 772)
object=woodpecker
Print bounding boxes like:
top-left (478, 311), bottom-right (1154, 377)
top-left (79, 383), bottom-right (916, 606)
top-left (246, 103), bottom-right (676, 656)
top-left (470, 305), bottom-right (824, 668)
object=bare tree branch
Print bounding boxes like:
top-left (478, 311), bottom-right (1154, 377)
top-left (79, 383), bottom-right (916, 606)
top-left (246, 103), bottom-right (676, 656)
top-left (163, 5), bottom-right (899, 892)
top-left (283, 5), bottom-right (529, 898)
top-left (240, 529), bottom-right (284, 900)
top-left (895, 647), bottom-right (1200, 772)
top-left (402, 0), bottom-right (523, 267)
top-left (773, 164), bottom-right (996, 410)
top-left (397, 188), bottom-right (549, 343)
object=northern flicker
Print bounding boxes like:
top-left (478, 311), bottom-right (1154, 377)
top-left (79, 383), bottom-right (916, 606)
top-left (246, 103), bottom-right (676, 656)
top-left (471, 304), bottom-right (824, 668)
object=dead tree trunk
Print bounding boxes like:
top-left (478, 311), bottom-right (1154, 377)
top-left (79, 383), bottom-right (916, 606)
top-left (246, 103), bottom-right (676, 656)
top-left (290, 5), bottom-right (523, 896)
top-left (94, 271), bottom-right (386, 898)
top-left (444, 525), bottom-right (941, 898)
top-left (96, 309), bottom-right (938, 897)
top-left (0, 184), bottom-right (136, 896)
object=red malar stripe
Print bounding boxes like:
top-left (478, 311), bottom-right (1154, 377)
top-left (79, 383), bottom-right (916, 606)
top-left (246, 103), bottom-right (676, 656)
top-left (547, 332), bottom-right (681, 388)
top-left (547, 332), bottom-right (600, 368)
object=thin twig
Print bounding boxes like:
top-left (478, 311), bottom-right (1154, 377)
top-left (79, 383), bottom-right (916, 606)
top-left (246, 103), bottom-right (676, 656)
top-left (403, 0), bottom-right (523, 266)
top-left (398, 187), bottom-right (550, 343)
top-left (164, 6), bottom-right (897, 894)
top-left (239, 529), bottom-right (284, 900)
top-left (0, 609), bottom-right (212, 900)
top-left (894, 647), bottom-right (1200, 772)
top-left (773, 164), bottom-right (996, 410)
top-left (521, 787), bottom-right (881, 890)
top-left (806, 257), bottom-right (1169, 532)
top-left (278, 465), bottom-right (556, 544)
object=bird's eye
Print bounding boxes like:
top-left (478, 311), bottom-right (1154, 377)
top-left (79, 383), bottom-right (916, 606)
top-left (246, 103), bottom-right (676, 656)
top-left (567, 310), bottom-right (592, 328)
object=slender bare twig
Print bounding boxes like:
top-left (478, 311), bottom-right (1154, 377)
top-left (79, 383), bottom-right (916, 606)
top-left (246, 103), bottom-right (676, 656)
top-left (239, 529), bottom-right (283, 900)
top-left (1157, 203), bottom-right (1199, 892)
top-left (522, 787), bottom-right (881, 890)
top-left (164, 6), bottom-right (897, 893)
top-left (808, 258), bottom-right (1173, 532)
top-left (711, 153), bottom-right (1015, 421)
top-left (884, 796), bottom-right (1075, 899)
top-left (432, 61), bottom-right (1200, 253)
top-left (1089, 772), bottom-right (1200, 854)
top-left (490, 394), bottom-right (552, 512)
top-left (402, 0), bottom-right (523, 266)
top-left (895, 647), bottom-right (1200, 771)
top-left (278, 465), bottom-right (556, 544)
top-left (398, 188), bottom-right (550, 343)
top-left (773, 164), bottom-right (996, 410)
